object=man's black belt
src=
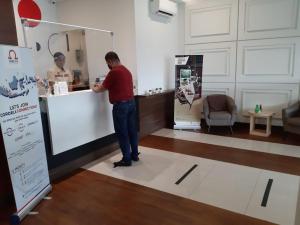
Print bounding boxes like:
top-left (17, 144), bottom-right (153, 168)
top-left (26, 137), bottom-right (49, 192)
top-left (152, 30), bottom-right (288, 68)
top-left (113, 98), bottom-right (134, 105)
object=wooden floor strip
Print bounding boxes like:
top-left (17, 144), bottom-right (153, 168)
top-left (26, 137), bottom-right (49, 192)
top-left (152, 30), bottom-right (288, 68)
top-left (140, 135), bottom-right (300, 176)
top-left (9, 169), bottom-right (274, 225)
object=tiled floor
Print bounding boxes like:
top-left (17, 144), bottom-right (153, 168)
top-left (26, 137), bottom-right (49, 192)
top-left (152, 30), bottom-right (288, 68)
top-left (189, 162), bottom-right (261, 214)
top-left (83, 129), bottom-right (300, 225)
top-left (246, 171), bottom-right (299, 225)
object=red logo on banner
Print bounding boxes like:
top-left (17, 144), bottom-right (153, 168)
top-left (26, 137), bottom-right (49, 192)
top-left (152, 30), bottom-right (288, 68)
top-left (18, 0), bottom-right (42, 28)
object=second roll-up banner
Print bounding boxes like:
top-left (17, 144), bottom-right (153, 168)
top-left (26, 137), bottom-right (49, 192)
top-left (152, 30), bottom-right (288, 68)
top-left (174, 55), bottom-right (203, 130)
top-left (0, 45), bottom-right (51, 224)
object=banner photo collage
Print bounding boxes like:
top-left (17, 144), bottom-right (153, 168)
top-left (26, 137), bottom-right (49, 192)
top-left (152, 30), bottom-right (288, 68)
top-left (175, 55), bottom-right (203, 129)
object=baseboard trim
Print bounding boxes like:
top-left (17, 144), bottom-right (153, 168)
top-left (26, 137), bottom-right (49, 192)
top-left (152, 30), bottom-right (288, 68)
top-left (174, 121), bottom-right (201, 130)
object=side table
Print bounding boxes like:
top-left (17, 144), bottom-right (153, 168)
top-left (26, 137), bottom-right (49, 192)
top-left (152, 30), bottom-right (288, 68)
top-left (248, 111), bottom-right (275, 137)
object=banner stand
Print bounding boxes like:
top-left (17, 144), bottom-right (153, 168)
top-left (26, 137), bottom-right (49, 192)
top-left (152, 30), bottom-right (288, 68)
top-left (10, 185), bottom-right (52, 225)
top-left (174, 55), bottom-right (203, 129)
top-left (0, 45), bottom-right (52, 225)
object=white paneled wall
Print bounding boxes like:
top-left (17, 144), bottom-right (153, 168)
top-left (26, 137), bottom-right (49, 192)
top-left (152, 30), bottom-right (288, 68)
top-left (185, 0), bottom-right (300, 125)
top-left (236, 83), bottom-right (299, 120)
top-left (236, 38), bottom-right (300, 83)
top-left (202, 83), bottom-right (236, 98)
top-left (185, 0), bottom-right (239, 44)
top-left (185, 42), bottom-right (236, 83)
top-left (238, 0), bottom-right (300, 40)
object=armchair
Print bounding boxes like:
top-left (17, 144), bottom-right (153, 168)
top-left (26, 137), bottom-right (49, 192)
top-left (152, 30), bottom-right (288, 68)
top-left (282, 102), bottom-right (300, 135)
top-left (203, 94), bottom-right (237, 133)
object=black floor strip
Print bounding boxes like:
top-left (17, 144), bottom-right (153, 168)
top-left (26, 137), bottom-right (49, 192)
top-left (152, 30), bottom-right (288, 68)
top-left (175, 164), bottom-right (198, 185)
top-left (261, 179), bottom-right (273, 207)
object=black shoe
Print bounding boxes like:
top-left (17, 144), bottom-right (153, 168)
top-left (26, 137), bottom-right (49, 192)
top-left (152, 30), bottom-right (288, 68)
top-left (131, 152), bottom-right (140, 162)
top-left (113, 160), bottom-right (132, 168)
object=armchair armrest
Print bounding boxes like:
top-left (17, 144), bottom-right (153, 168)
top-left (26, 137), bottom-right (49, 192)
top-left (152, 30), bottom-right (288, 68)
top-left (226, 96), bottom-right (237, 115)
top-left (282, 102), bottom-right (300, 122)
top-left (203, 98), bottom-right (210, 120)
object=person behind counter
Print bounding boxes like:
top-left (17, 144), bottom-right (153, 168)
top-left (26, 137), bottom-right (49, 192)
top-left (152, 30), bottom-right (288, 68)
top-left (47, 52), bottom-right (73, 91)
top-left (92, 51), bottom-right (139, 167)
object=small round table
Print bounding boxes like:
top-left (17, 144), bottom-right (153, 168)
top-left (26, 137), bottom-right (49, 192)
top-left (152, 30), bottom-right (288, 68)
top-left (248, 111), bottom-right (275, 137)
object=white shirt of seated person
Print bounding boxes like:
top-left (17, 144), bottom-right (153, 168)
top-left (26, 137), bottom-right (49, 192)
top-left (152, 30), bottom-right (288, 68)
top-left (47, 53), bottom-right (73, 84)
top-left (47, 65), bottom-right (73, 83)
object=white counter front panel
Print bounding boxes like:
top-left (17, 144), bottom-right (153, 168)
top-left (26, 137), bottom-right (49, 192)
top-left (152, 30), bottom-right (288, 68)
top-left (44, 90), bottom-right (114, 155)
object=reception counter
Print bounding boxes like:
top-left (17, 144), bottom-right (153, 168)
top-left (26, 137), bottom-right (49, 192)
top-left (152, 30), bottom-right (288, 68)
top-left (40, 90), bottom-right (114, 155)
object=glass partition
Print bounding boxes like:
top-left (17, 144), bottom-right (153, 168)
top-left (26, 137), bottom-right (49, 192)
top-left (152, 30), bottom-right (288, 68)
top-left (21, 18), bottom-right (114, 94)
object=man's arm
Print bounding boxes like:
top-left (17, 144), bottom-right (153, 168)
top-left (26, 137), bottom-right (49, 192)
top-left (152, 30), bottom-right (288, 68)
top-left (47, 70), bottom-right (55, 90)
top-left (93, 71), bottom-right (112, 93)
top-left (92, 83), bottom-right (107, 93)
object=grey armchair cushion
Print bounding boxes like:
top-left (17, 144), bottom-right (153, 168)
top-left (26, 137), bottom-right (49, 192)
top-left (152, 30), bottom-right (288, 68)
top-left (203, 94), bottom-right (237, 127)
top-left (209, 111), bottom-right (231, 120)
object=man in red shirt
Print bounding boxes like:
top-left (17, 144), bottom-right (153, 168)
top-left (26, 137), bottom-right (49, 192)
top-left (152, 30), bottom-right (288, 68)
top-left (92, 52), bottom-right (139, 167)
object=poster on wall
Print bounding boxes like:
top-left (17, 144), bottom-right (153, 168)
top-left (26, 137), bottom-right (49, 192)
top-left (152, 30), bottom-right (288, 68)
top-left (174, 55), bottom-right (203, 129)
top-left (0, 45), bottom-right (51, 223)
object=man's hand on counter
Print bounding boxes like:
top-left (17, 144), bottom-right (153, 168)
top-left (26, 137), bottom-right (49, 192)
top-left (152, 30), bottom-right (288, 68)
top-left (92, 83), bottom-right (106, 93)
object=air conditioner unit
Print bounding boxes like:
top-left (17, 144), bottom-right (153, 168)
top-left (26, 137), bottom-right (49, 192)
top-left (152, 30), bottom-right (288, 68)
top-left (151, 0), bottom-right (178, 17)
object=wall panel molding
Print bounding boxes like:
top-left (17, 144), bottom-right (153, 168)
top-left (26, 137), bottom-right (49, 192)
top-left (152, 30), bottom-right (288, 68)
top-left (202, 82), bottom-right (235, 98)
top-left (236, 38), bottom-right (300, 83)
top-left (236, 83), bottom-right (299, 124)
top-left (185, 0), bottom-right (238, 44)
top-left (185, 42), bottom-right (236, 82)
top-left (238, 0), bottom-right (300, 40)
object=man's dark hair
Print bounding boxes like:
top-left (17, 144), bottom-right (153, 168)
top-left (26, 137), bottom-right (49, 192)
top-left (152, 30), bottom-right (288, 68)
top-left (53, 52), bottom-right (65, 61)
top-left (105, 51), bottom-right (120, 62)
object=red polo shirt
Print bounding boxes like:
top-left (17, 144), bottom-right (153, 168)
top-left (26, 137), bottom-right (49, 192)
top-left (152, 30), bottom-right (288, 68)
top-left (102, 65), bottom-right (134, 104)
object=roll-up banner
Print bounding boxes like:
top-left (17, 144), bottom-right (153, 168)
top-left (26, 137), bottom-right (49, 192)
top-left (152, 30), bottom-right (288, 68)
top-left (174, 55), bottom-right (203, 129)
top-left (0, 45), bottom-right (51, 224)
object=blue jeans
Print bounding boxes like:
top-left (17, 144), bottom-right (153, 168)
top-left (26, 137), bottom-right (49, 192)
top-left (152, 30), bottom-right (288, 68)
top-left (112, 99), bottom-right (138, 162)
